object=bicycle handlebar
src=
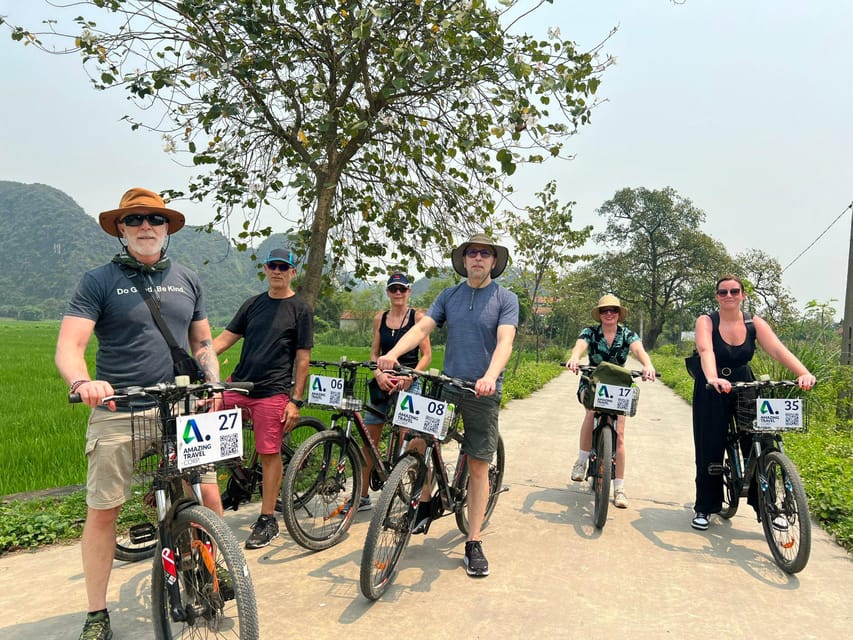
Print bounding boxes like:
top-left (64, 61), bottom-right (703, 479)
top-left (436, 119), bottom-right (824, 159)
top-left (68, 380), bottom-right (254, 404)
top-left (563, 363), bottom-right (658, 379)
top-left (383, 364), bottom-right (477, 393)
top-left (309, 357), bottom-right (378, 370)
top-left (705, 379), bottom-right (805, 391)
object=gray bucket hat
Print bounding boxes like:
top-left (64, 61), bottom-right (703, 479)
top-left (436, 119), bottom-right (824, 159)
top-left (450, 233), bottom-right (510, 279)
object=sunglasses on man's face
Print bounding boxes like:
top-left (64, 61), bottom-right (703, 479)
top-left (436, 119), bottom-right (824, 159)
top-left (387, 286), bottom-right (409, 294)
top-left (716, 288), bottom-right (742, 297)
top-left (265, 262), bottom-right (293, 272)
top-left (120, 213), bottom-right (169, 227)
top-left (599, 307), bottom-right (620, 315)
top-left (465, 248), bottom-right (494, 258)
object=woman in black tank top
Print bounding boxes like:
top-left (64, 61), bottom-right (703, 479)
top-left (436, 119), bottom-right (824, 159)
top-left (690, 275), bottom-right (815, 532)
top-left (347, 274), bottom-right (432, 513)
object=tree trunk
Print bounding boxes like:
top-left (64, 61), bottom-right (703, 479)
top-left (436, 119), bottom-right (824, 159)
top-left (302, 173), bottom-right (337, 309)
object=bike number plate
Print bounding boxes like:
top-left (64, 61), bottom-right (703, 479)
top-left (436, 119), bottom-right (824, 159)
top-left (307, 374), bottom-right (345, 407)
top-left (176, 409), bottom-right (243, 469)
top-left (592, 383), bottom-right (635, 413)
top-left (392, 391), bottom-right (454, 439)
top-left (753, 397), bottom-right (804, 431)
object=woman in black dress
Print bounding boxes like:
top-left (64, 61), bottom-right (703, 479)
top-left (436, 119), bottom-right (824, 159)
top-left (691, 275), bottom-right (815, 530)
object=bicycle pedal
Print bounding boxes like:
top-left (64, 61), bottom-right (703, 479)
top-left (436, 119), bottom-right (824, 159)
top-left (129, 523), bottom-right (157, 544)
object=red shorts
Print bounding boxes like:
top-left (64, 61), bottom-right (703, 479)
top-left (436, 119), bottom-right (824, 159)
top-left (221, 392), bottom-right (288, 454)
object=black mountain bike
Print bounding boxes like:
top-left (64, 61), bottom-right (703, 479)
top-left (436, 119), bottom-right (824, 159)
top-left (114, 409), bottom-right (326, 562)
top-left (575, 363), bottom-right (650, 529)
top-left (360, 366), bottom-right (506, 601)
top-left (281, 359), bottom-right (405, 551)
top-left (72, 378), bottom-right (259, 639)
top-left (717, 378), bottom-right (812, 573)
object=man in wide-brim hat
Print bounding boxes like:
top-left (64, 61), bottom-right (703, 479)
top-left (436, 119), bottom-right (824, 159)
top-left (55, 187), bottom-right (220, 640)
top-left (376, 232), bottom-right (519, 579)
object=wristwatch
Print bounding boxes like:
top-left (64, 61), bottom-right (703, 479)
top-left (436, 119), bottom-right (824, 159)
top-left (290, 398), bottom-right (305, 409)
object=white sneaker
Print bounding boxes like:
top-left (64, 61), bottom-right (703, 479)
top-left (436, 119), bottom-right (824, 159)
top-left (614, 489), bottom-right (628, 509)
top-left (772, 515), bottom-right (789, 531)
top-left (570, 458), bottom-right (587, 482)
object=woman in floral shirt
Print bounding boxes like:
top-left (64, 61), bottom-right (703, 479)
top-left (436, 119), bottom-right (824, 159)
top-left (564, 295), bottom-right (656, 508)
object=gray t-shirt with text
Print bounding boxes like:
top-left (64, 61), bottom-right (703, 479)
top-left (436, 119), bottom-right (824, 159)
top-left (65, 261), bottom-right (206, 388)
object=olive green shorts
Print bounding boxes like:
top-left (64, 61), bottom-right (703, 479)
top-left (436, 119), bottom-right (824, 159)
top-left (450, 391), bottom-right (501, 462)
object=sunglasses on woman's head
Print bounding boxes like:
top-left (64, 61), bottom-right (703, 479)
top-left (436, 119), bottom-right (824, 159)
top-left (120, 213), bottom-right (169, 227)
top-left (716, 288), bottom-right (741, 297)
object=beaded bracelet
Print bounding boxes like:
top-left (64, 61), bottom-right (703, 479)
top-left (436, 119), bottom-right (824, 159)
top-left (70, 379), bottom-right (91, 394)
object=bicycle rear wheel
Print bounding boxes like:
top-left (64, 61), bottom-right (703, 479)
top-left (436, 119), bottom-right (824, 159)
top-left (591, 421), bottom-right (613, 529)
top-left (758, 450), bottom-right (811, 574)
top-left (454, 434), bottom-right (505, 536)
top-left (115, 482), bottom-right (158, 562)
top-left (281, 429), bottom-right (362, 551)
top-left (151, 504), bottom-right (258, 639)
top-left (360, 454), bottom-right (421, 601)
top-left (718, 442), bottom-right (740, 519)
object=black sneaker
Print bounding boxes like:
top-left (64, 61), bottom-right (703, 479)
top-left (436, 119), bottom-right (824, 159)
top-left (79, 610), bottom-right (112, 640)
top-left (245, 514), bottom-right (279, 549)
top-left (464, 540), bottom-right (489, 577)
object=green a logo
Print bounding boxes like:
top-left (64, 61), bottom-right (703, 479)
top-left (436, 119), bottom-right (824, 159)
top-left (182, 419), bottom-right (204, 444)
top-left (400, 394), bottom-right (415, 412)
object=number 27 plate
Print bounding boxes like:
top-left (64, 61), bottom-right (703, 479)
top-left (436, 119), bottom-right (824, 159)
top-left (176, 409), bottom-right (243, 469)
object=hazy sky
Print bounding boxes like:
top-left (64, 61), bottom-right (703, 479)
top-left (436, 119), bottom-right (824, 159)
top-left (1, 1), bottom-right (851, 315)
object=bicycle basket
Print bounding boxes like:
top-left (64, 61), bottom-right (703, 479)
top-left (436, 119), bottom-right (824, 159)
top-left (733, 384), bottom-right (809, 433)
top-left (130, 406), bottom-right (164, 479)
top-left (306, 362), bottom-right (371, 410)
top-left (582, 362), bottom-right (638, 416)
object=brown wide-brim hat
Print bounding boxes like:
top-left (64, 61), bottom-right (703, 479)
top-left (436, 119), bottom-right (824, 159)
top-left (99, 187), bottom-right (186, 237)
top-left (451, 233), bottom-right (510, 279)
top-left (592, 294), bottom-right (628, 322)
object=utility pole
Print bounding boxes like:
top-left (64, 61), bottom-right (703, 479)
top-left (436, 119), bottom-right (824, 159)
top-left (839, 207), bottom-right (853, 419)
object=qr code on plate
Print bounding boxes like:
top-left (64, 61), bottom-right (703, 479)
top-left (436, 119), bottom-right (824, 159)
top-left (616, 397), bottom-right (630, 411)
top-left (220, 433), bottom-right (239, 458)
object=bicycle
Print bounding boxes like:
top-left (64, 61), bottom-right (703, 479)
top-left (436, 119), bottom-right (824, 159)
top-left (359, 366), bottom-right (506, 601)
top-left (716, 378), bottom-right (812, 573)
top-left (280, 358), bottom-right (405, 551)
top-left (573, 363), bottom-right (651, 529)
top-left (73, 377), bottom-right (260, 639)
top-left (114, 408), bottom-right (326, 562)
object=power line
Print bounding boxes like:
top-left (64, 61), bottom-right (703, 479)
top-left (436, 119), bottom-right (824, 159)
top-left (781, 201), bottom-right (853, 273)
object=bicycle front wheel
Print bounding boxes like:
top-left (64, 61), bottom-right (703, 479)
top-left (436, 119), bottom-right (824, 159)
top-left (454, 434), bottom-right (506, 536)
top-left (360, 454), bottom-right (422, 601)
top-left (280, 417), bottom-right (328, 511)
top-left (281, 429), bottom-right (362, 551)
top-left (591, 421), bottom-right (613, 529)
top-left (758, 450), bottom-right (811, 574)
top-left (151, 504), bottom-right (258, 639)
top-left (718, 442), bottom-right (740, 519)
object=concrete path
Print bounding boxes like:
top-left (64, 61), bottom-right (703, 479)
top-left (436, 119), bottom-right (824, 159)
top-left (1, 369), bottom-right (851, 639)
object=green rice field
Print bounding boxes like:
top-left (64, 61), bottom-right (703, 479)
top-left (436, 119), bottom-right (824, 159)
top-left (0, 320), bottom-right (437, 497)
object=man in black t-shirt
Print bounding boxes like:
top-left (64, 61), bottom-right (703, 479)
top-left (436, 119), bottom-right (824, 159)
top-left (214, 247), bottom-right (314, 549)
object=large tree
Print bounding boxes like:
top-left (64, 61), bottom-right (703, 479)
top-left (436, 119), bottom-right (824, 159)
top-left (592, 186), bottom-right (730, 348)
top-left (7, 0), bottom-right (609, 306)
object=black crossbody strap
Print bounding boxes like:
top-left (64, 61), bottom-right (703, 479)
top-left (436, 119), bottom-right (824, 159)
top-left (138, 286), bottom-right (183, 350)
top-left (125, 270), bottom-right (184, 356)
